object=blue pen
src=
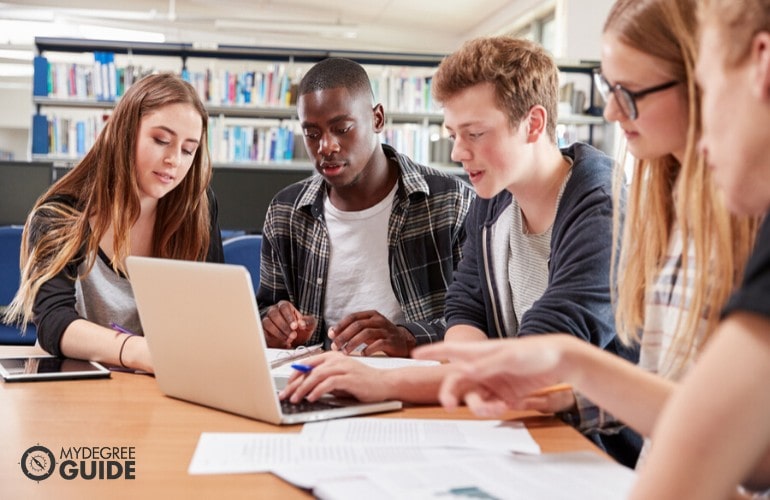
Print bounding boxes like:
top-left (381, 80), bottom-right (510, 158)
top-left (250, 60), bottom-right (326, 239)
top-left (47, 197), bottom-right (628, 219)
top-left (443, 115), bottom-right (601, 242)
top-left (291, 363), bottom-right (313, 374)
top-left (110, 322), bottom-right (137, 336)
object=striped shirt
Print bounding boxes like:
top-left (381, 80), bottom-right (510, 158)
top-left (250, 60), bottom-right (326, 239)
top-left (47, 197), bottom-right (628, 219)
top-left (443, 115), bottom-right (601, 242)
top-left (636, 226), bottom-right (706, 463)
top-left (639, 227), bottom-right (704, 380)
top-left (575, 226), bottom-right (707, 451)
top-left (257, 144), bottom-right (475, 346)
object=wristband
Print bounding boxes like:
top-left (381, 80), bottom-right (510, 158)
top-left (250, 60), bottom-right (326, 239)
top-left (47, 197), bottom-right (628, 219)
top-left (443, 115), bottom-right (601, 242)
top-left (118, 334), bottom-right (133, 368)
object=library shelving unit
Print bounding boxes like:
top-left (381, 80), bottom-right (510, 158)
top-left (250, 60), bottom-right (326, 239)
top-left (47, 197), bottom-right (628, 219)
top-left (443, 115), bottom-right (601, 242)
top-left (557, 62), bottom-right (606, 146)
top-left (31, 37), bottom-right (450, 169)
top-left (28, 37), bottom-right (607, 232)
top-left (31, 37), bottom-right (606, 166)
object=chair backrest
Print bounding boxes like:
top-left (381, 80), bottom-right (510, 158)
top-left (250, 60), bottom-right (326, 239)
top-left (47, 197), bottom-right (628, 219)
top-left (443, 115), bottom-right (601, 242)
top-left (222, 234), bottom-right (262, 295)
top-left (0, 225), bottom-right (36, 345)
top-left (0, 226), bottom-right (23, 306)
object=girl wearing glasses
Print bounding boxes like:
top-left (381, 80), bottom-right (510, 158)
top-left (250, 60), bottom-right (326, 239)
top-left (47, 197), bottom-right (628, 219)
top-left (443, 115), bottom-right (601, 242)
top-left (631, 0), bottom-right (770, 496)
top-left (414, 0), bottom-right (759, 467)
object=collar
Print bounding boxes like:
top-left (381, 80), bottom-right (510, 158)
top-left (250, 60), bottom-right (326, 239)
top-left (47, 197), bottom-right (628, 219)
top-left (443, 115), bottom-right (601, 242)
top-left (295, 143), bottom-right (432, 217)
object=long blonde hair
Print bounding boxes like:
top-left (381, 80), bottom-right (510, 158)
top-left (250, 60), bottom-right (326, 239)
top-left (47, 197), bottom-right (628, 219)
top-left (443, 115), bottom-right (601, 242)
top-left (6, 73), bottom-right (213, 327)
top-left (607, 0), bottom-right (759, 374)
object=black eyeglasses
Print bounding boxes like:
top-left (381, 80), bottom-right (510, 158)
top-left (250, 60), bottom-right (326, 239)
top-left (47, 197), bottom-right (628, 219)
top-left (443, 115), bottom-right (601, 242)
top-left (593, 70), bottom-right (679, 120)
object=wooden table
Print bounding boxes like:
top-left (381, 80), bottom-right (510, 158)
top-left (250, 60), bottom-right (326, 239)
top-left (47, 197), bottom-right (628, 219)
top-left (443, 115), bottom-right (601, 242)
top-left (0, 346), bottom-right (601, 499)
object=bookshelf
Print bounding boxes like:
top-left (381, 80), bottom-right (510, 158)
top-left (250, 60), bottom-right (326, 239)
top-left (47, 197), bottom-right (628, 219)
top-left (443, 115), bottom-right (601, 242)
top-left (31, 37), bottom-right (450, 168)
top-left (31, 37), bottom-right (607, 168)
top-left (558, 62), bottom-right (606, 146)
top-left (22, 38), bottom-right (609, 233)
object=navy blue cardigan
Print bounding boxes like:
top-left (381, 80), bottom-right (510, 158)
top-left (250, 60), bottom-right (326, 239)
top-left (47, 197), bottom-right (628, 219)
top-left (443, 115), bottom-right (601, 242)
top-left (446, 142), bottom-right (633, 358)
top-left (444, 142), bottom-right (641, 467)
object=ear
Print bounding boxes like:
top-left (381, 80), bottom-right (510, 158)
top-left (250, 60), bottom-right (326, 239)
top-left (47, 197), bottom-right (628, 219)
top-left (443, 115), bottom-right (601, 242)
top-left (750, 31), bottom-right (770, 101)
top-left (372, 103), bottom-right (385, 133)
top-left (525, 105), bottom-right (548, 143)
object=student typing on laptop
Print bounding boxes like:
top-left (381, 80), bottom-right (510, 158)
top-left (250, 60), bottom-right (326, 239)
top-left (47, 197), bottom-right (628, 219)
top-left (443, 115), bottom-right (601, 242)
top-left (257, 57), bottom-right (474, 357)
top-left (4, 74), bottom-right (224, 374)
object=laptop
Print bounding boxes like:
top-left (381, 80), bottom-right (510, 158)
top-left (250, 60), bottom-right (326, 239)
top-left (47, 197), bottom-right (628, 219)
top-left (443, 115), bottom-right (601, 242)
top-left (126, 256), bottom-right (402, 425)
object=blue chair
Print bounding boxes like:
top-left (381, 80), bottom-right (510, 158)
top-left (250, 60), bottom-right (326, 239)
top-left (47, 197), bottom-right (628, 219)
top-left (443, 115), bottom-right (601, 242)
top-left (0, 226), bottom-right (37, 345)
top-left (223, 234), bottom-right (262, 295)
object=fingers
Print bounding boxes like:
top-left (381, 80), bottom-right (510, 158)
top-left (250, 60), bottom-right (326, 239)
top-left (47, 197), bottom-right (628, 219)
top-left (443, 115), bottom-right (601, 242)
top-left (330, 311), bottom-right (394, 355)
top-left (464, 390), bottom-right (510, 418)
top-left (292, 314), bottom-right (318, 347)
top-left (278, 351), bottom-right (387, 403)
top-left (329, 311), bottom-right (371, 353)
top-left (418, 338), bottom-right (567, 385)
top-left (518, 389), bottom-right (576, 414)
top-left (279, 352), bottom-right (350, 403)
top-left (436, 366), bottom-right (473, 411)
top-left (436, 360), bottom-right (551, 416)
top-left (263, 301), bottom-right (316, 348)
top-left (438, 367), bottom-right (508, 417)
top-left (263, 318), bottom-right (291, 347)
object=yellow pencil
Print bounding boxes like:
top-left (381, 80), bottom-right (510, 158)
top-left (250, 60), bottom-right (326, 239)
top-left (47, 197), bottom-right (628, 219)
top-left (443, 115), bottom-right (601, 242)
top-left (527, 383), bottom-right (573, 397)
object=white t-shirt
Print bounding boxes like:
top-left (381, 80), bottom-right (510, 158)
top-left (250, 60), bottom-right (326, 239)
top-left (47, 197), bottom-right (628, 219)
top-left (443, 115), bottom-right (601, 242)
top-left (322, 184), bottom-right (405, 329)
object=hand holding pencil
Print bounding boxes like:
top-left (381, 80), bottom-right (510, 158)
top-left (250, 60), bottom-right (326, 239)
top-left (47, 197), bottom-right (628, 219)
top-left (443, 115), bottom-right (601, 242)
top-left (262, 300), bottom-right (318, 349)
top-left (412, 335), bottom-right (580, 418)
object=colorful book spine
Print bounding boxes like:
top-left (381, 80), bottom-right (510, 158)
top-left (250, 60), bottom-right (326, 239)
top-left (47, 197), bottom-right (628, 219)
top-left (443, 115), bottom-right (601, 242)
top-left (32, 56), bottom-right (49, 97)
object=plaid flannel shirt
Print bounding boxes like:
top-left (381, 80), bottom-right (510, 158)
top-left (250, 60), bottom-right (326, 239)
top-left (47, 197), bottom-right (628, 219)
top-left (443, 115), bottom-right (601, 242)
top-left (564, 228), bottom-right (701, 435)
top-left (257, 144), bottom-right (475, 346)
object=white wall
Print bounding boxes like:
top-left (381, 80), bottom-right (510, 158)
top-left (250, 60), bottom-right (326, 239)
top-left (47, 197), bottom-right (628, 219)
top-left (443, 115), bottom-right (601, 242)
top-left (0, 86), bottom-right (33, 129)
top-left (0, 86), bottom-right (33, 160)
top-left (556, 0), bottom-right (614, 61)
top-left (0, 129), bottom-right (29, 161)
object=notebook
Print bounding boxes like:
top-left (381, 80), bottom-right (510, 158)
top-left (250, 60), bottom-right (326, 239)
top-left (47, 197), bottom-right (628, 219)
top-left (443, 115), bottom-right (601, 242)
top-left (126, 256), bottom-right (403, 425)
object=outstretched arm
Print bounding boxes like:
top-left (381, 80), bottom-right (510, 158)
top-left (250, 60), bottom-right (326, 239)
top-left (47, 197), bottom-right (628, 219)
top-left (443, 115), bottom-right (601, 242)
top-left (279, 351), bottom-right (455, 404)
top-left (414, 335), bottom-right (674, 437)
top-left (630, 312), bottom-right (770, 499)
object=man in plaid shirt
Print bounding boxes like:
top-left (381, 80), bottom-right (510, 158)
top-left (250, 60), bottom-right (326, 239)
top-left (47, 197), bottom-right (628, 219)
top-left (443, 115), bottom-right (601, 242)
top-left (257, 57), bottom-right (474, 357)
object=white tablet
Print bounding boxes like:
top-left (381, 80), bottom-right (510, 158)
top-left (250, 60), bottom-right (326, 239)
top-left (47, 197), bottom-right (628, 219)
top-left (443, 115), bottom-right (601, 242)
top-left (0, 355), bottom-right (111, 382)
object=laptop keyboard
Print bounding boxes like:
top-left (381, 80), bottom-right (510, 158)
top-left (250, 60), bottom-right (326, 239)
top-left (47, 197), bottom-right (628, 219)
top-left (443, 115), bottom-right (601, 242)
top-left (280, 398), bottom-right (341, 414)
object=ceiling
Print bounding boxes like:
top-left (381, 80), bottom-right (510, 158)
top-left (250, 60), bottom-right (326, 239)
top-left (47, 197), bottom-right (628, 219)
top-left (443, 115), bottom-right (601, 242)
top-left (0, 0), bottom-right (550, 54)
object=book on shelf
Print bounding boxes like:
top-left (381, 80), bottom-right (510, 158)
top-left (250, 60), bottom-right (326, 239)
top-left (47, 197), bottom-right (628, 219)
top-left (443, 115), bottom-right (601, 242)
top-left (31, 109), bottom-right (456, 167)
top-left (33, 53), bottom-right (151, 102)
top-left (31, 113), bottom-right (107, 156)
top-left (31, 114), bottom-right (49, 155)
top-left (373, 71), bottom-right (437, 114)
top-left (30, 44), bottom-right (510, 164)
top-left (208, 118), bottom-right (301, 164)
top-left (32, 56), bottom-right (49, 97)
top-left (35, 53), bottom-right (440, 116)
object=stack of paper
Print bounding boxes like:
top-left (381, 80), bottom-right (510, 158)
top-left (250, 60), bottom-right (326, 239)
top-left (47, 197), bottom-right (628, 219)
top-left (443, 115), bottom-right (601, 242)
top-left (189, 418), bottom-right (538, 476)
top-left (188, 417), bottom-right (635, 499)
top-left (313, 452), bottom-right (636, 500)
